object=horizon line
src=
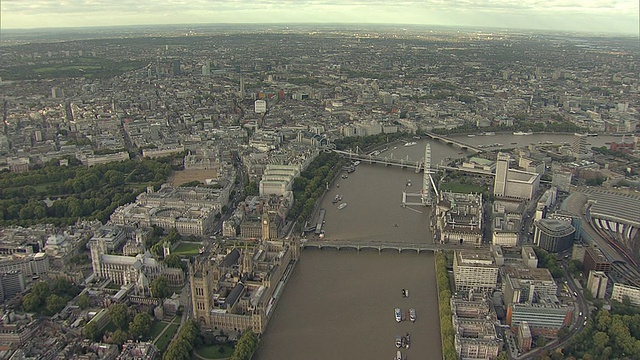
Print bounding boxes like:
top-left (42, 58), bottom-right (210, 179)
top-left (1, 22), bottom-right (637, 38)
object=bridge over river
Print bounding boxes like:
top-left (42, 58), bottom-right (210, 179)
top-left (302, 240), bottom-right (480, 253)
top-left (422, 132), bottom-right (484, 153)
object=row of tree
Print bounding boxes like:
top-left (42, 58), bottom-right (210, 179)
top-left (332, 131), bottom-right (406, 152)
top-left (163, 319), bottom-right (199, 360)
top-left (288, 152), bottom-right (343, 229)
top-left (230, 329), bottom-right (259, 360)
top-left (435, 251), bottom-right (458, 360)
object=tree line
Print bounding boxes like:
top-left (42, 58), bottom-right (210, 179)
top-left (230, 329), bottom-right (259, 360)
top-left (162, 319), bottom-right (200, 360)
top-left (288, 152), bottom-right (343, 230)
top-left (435, 251), bottom-right (458, 360)
top-left (0, 157), bottom-right (173, 226)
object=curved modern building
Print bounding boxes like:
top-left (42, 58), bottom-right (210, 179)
top-left (534, 219), bottom-right (575, 253)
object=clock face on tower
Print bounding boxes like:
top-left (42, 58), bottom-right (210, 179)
top-left (263, 220), bottom-right (268, 225)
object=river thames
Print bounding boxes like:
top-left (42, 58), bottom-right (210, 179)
top-left (254, 132), bottom-right (619, 360)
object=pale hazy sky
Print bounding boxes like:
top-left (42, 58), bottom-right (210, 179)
top-left (1, 0), bottom-right (638, 35)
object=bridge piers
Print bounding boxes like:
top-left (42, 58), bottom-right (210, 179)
top-left (302, 241), bottom-right (448, 253)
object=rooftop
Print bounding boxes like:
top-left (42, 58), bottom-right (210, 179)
top-left (535, 218), bottom-right (575, 237)
top-left (581, 189), bottom-right (640, 227)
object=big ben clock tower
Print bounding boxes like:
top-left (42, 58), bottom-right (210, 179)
top-left (261, 212), bottom-right (270, 240)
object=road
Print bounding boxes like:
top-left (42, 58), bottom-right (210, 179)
top-left (513, 261), bottom-right (589, 359)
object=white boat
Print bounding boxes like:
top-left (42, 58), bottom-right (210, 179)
top-left (353, 161), bottom-right (361, 166)
top-left (338, 203), bottom-right (347, 210)
top-left (396, 350), bottom-right (402, 360)
top-left (395, 336), bottom-right (403, 348)
top-left (409, 308), bottom-right (416, 322)
top-left (467, 134), bottom-right (475, 137)
top-left (394, 308), bottom-right (402, 322)
top-left (403, 141), bottom-right (417, 147)
top-left (513, 131), bottom-right (533, 135)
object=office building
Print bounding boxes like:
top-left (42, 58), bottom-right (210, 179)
top-left (552, 171), bottom-right (573, 192)
top-left (172, 59), bottom-right (181, 76)
top-left (518, 321), bottom-right (533, 352)
top-left (493, 152), bottom-right (540, 200)
top-left (436, 191), bottom-right (483, 246)
top-left (453, 250), bottom-right (499, 293)
top-left (450, 298), bottom-right (502, 360)
top-left (503, 266), bottom-right (557, 305)
top-left (1, 271), bottom-right (25, 299)
top-left (583, 247), bottom-right (611, 274)
top-left (494, 153), bottom-right (509, 197)
top-left (586, 270), bottom-right (608, 299)
top-left (572, 133), bottom-right (589, 157)
top-left (521, 246), bottom-right (538, 269)
top-left (0, 312), bottom-right (39, 346)
top-left (255, 100), bottom-right (267, 114)
top-left (453, 318), bottom-right (502, 359)
top-left (611, 283), bottom-right (640, 306)
top-left (507, 302), bottom-right (572, 337)
top-left (533, 218), bottom-right (575, 253)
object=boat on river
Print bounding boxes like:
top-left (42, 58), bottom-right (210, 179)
top-left (338, 203), bottom-right (347, 210)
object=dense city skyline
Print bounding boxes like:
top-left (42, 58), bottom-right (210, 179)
top-left (1, 0), bottom-right (638, 35)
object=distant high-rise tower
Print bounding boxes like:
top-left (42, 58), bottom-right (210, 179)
top-left (239, 75), bottom-right (245, 99)
top-left (172, 59), bottom-right (181, 76)
top-left (572, 133), bottom-right (589, 156)
top-left (202, 60), bottom-right (210, 76)
top-left (494, 152), bottom-right (510, 197)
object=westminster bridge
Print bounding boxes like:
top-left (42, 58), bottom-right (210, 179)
top-left (301, 240), bottom-right (481, 254)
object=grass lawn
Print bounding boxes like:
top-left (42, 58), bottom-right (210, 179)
top-left (148, 321), bottom-right (168, 340)
top-left (154, 323), bottom-right (179, 352)
top-left (439, 182), bottom-right (487, 194)
top-left (195, 344), bottom-right (235, 359)
top-left (172, 242), bottom-right (202, 255)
